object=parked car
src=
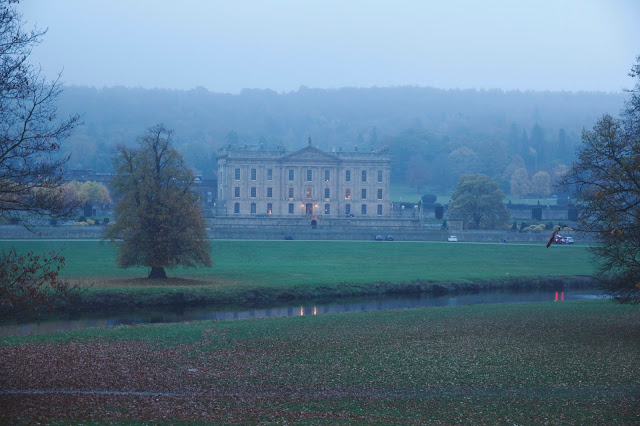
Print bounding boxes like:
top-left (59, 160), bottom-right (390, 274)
top-left (447, 236), bottom-right (458, 242)
top-left (553, 235), bottom-right (572, 244)
top-left (374, 235), bottom-right (383, 241)
top-left (284, 234), bottom-right (293, 240)
top-left (385, 235), bottom-right (394, 241)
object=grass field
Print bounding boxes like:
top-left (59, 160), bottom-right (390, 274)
top-left (1, 299), bottom-right (638, 423)
top-left (0, 240), bottom-right (594, 286)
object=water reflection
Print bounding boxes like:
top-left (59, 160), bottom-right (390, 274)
top-left (0, 289), bottom-right (603, 336)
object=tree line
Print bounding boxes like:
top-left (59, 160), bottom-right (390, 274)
top-left (56, 84), bottom-right (625, 195)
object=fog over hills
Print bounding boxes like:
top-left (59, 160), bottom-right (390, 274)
top-left (58, 85), bottom-right (625, 192)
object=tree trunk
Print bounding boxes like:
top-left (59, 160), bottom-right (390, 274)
top-left (148, 266), bottom-right (167, 279)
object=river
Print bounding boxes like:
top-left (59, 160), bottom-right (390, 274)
top-left (0, 288), bottom-right (602, 336)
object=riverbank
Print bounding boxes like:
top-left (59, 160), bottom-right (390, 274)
top-left (1, 299), bottom-right (638, 423)
top-left (67, 274), bottom-right (598, 315)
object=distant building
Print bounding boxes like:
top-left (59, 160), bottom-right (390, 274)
top-left (216, 142), bottom-right (391, 219)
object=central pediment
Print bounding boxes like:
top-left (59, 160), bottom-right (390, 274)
top-left (282, 146), bottom-right (339, 163)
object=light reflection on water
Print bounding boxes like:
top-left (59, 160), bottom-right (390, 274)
top-left (0, 289), bottom-right (603, 336)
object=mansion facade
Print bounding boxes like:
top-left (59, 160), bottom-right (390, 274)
top-left (216, 143), bottom-right (391, 219)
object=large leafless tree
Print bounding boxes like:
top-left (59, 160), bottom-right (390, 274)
top-left (0, 1), bottom-right (81, 224)
top-left (559, 56), bottom-right (640, 304)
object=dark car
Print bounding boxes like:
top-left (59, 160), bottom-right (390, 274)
top-left (284, 234), bottom-right (293, 240)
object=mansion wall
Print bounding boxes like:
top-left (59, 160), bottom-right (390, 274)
top-left (216, 144), bottom-right (392, 218)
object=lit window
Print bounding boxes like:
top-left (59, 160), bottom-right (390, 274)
top-left (306, 169), bottom-right (312, 181)
top-left (346, 170), bottom-right (351, 182)
top-left (324, 170), bottom-right (330, 181)
top-left (377, 204), bottom-right (383, 216)
top-left (288, 187), bottom-right (294, 199)
top-left (362, 170), bottom-right (367, 182)
top-left (267, 187), bottom-right (273, 198)
top-left (289, 169), bottom-right (294, 181)
top-left (250, 203), bottom-right (256, 214)
top-left (377, 189), bottom-right (383, 200)
top-left (234, 202), bottom-right (240, 214)
top-left (251, 168), bottom-right (256, 181)
top-left (345, 188), bottom-right (351, 200)
top-left (306, 187), bottom-right (312, 199)
top-left (325, 204), bottom-right (330, 214)
top-left (324, 188), bottom-right (330, 199)
top-left (251, 187), bottom-right (256, 198)
top-left (234, 168), bottom-right (240, 180)
top-left (361, 188), bottom-right (367, 200)
top-left (267, 169), bottom-right (273, 180)
top-left (234, 187), bottom-right (240, 198)
top-left (288, 203), bottom-right (294, 214)
top-left (361, 204), bottom-right (367, 215)
top-left (267, 203), bottom-right (272, 214)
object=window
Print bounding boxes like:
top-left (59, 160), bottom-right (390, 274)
top-left (361, 170), bottom-right (367, 182)
top-left (250, 187), bottom-right (256, 198)
top-left (324, 170), bottom-right (330, 181)
top-left (345, 204), bottom-right (351, 215)
top-left (234, 187), bottom-right (240, 198)
top-left (234, 168), bottom-right (240, 180)
top-left (345, 188), bottom-right (351, 200)
top-left (288, 203), bottom-right (294, 214)
top-left (306, 187), bottom-right (312, 199)
top-left (361, 204), bottom-right (367, 215)
top-left (345, 170), bottom-right (351, 182)
top-left (377, 189), bottom-right (383, 200)
top-left (324, 188), bottom-right (330, 199)
top-left (267, 187), bottom-right (273, 198)
top-left (267, 203), bottom-right (272, 214)
top-left (324, 204), bottom-right (330, 215)
top-left (306, 169), bottom-right (312, 181)
top-left (377, 204), bottom-right (383, 216)
top-left (250, 203), bottom-right (256, 214)
top-left (361, 188), bottom-right (367, 200)
top-left (267, 168), bottom-right (273, 181)
top-left (377, 170), bottom-right (383, 183)
top-left (288, 169), bottom-right (294, 181)
top-left (250, 168), bottom-right (256, 181)
top-left (234, 203), bottom-right (240, 214)
top-left (288, 187), bottom-right (294, 199)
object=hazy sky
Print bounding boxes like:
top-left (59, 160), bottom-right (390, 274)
top-left (20, 1), bottom-right (640, 94)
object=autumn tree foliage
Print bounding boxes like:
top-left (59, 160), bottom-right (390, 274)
top-left (0, 1), bottom-right (81, 224)
top-left (449, 174), bottom-right (510, 230)
top-left (0, 248), bottom-right (78, 321)
top-left (559, 56), bottom-right (640, 304)
top-left (63, 180), bottom-right (111, 207)
top-left (106, 125), bottom-right (211, 279)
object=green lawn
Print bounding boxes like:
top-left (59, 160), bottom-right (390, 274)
top-left (1, 299), bottom-right (638, 423)
top-left (0, 240), bottom-right (594, 286)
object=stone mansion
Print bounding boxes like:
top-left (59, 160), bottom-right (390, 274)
top-left (216, 142), bottom-right (391, 219)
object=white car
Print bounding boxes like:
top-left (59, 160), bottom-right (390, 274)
top-left (448, 236), bottom-right (458, 242)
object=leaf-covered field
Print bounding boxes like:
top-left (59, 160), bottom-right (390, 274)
top-left (1, 299), bottom-right (638, 423)
top-left (0, 240), bottom-right (594, 287)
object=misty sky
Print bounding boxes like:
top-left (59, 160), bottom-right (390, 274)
top-left (20, 1), bottom-right (640, 94)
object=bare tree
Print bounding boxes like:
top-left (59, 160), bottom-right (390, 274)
top-left (559, 56), bottom-right (640, 304)
top-left (0, 1), bottom-right (81, 322)
top-left (0, 1), bottom-right (81, 224)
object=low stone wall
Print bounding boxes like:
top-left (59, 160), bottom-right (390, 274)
top-left (0, 223), bottom-right (587, 243)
